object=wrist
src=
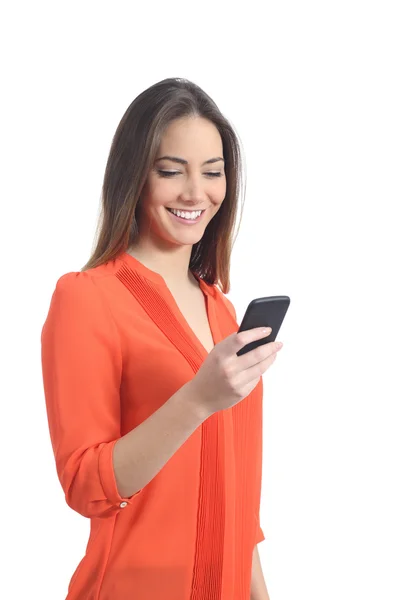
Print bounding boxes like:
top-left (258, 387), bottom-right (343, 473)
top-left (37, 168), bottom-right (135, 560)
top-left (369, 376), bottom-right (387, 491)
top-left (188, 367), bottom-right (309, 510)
top-left (183, 380), bottom-right (213, 423)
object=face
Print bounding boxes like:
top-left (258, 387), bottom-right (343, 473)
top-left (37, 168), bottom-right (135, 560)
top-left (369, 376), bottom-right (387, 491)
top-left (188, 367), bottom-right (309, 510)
top-left (136, 116), bottom-right (226, 248)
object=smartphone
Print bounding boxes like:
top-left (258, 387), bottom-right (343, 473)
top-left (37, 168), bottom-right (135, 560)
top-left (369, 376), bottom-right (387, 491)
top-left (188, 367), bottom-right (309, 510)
top-left (236, 296), bottom-right (290, 356)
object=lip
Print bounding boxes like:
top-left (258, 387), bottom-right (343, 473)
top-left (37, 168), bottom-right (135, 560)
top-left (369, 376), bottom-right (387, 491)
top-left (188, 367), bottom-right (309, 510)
top-left (166, 207), bottom-right (207, 225)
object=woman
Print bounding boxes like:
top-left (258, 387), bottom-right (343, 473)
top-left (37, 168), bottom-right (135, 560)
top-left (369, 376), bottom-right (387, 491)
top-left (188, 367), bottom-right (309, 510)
top-left (41, 77), bottom-right (282, 600)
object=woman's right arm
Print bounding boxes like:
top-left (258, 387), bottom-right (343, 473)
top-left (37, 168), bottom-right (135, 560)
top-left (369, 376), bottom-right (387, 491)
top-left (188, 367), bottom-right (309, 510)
top-left (41, 271), bottom-right (208, 519)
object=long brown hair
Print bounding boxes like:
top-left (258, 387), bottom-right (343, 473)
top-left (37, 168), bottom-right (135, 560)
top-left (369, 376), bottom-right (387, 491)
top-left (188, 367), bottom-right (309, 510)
top-left (81, 77), bottom-right (246, 294)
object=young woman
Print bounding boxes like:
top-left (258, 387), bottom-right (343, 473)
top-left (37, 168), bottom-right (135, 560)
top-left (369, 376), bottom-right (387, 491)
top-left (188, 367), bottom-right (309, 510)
top-left (41, 77), bottom-right (282, 600)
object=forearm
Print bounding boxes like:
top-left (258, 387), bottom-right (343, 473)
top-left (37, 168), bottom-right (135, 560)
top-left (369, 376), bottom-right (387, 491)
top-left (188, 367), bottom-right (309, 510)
top-left (250, 545), bottom-right (270, 600)
top-left (113, 381), bottom-right (208, 497)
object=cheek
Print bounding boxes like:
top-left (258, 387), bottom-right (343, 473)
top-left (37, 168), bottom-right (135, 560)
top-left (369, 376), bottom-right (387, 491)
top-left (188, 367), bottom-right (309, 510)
top-left (146, 178), bottom-right (175, 206)
top-left (211, 180), bottom-right (227, 204)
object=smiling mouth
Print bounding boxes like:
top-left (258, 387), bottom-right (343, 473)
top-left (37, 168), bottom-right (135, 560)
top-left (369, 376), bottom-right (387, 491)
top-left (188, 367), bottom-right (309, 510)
top-left (165, 207), bottom-right (207, 223)
top-left (166, 208), bottom-right (206, 213)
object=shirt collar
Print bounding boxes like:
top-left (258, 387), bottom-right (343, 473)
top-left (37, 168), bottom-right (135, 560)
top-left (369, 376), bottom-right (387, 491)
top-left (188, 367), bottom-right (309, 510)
top-left (119, 251), bottom-right (214, 297)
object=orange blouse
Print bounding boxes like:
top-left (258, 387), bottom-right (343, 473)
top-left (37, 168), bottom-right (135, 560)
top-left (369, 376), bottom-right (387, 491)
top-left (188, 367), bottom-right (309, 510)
top-left (41, 251), bottom-right (265, 600)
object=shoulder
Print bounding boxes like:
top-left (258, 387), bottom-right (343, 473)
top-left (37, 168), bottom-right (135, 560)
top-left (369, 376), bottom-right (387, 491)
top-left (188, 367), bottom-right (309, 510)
top-left (42, 270), bottom-right (121, 350)
top-left (223, 295), bottom-right (237, 321)
top-left (48, 270), bottom-right (116, 324)
top-left (55, 270), bottom-right (96, 293)
top-left (214, 285), bottom-right (237, 322)
top-left (53, 255), bottom-right (128, 298)
top-left (51, 271), bottom-right (99, 309)
top-left (53, 257), bottom-right (119, 296)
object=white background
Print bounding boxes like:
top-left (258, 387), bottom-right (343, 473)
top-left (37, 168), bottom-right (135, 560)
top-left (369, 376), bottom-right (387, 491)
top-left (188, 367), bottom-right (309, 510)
top-left (2, 1), bottom-right (399, 598)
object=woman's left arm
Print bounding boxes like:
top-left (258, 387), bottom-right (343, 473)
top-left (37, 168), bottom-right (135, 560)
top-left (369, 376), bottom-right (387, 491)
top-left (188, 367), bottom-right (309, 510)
top-left (250, 545), bottom-right (270, 600)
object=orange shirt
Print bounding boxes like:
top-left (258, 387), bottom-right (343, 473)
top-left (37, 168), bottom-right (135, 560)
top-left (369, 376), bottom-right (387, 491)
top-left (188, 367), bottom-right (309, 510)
top-left (41, 251), bottom-right (265, 600)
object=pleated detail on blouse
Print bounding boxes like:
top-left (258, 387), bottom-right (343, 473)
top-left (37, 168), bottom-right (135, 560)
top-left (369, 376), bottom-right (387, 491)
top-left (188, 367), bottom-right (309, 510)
top-left (116, 263), bottom-right (205, 368)
top-left (116, 262), bottom-right (226, 597)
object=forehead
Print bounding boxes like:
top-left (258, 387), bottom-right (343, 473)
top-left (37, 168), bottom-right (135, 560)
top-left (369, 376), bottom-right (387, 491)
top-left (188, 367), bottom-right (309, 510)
top-left (158, 117), bottom-right (223, 155)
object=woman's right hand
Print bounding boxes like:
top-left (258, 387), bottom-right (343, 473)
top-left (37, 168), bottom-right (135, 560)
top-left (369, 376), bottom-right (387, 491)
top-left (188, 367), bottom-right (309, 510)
top-left (188, 327), bottom-right (283, 419)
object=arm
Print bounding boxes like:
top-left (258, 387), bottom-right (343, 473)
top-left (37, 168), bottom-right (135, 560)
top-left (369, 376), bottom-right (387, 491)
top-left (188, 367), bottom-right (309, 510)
top-left (113, 382), bottom-right (207, 497)
top-left (250, 545), bottom-right (270, 600)
top-left (41, 272), bottom-right (208, 519)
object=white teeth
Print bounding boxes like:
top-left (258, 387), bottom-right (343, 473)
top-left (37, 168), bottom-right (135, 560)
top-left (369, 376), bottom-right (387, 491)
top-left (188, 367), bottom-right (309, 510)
top-left (170, 209), bottom-right (202, 220)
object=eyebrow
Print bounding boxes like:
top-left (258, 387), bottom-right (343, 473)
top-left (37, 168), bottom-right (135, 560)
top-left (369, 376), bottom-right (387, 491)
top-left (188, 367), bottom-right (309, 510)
top-left (155, 155), bottom-right (225, 166)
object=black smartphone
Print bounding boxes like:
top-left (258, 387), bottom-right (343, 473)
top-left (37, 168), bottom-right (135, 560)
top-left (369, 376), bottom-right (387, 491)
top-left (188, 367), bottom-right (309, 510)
top-left (236, 296), bottom-right (290, 356)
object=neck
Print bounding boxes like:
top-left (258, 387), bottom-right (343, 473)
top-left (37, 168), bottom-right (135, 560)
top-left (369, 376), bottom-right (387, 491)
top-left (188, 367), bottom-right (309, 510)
top-left (126, 242), bottom-right (196, 288)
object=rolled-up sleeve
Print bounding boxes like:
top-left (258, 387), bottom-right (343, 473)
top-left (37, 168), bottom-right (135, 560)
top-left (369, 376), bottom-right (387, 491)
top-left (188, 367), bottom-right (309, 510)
top-left (41, 271), bottom-right (142, 519)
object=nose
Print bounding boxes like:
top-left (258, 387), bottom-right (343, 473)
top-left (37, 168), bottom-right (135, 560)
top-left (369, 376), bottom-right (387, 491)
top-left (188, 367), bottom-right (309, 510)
top-left (179, 175), bottom-right (207, 205)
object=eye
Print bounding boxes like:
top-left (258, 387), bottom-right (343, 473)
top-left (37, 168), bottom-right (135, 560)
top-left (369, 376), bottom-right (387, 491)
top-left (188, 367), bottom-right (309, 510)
top-left (156, 169), bottom-right (223, 178)
top-left (157, 170), bottom-right (180, 177)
